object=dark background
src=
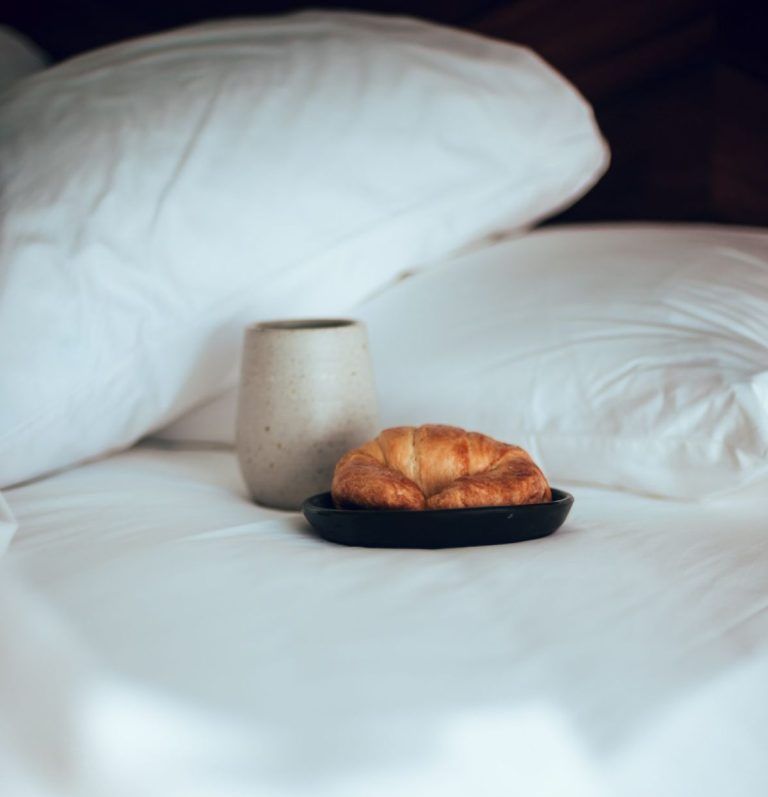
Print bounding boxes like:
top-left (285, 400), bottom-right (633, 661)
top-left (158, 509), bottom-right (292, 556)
top-left (5, 0), bottom-right (767, 226)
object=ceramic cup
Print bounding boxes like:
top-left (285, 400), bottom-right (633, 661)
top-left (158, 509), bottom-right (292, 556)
top-left (236, 319), bottom-right (379, 510)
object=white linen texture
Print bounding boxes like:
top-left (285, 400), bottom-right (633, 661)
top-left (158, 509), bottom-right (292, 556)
top-left (0, 25), bottom-right (47, 94)
top-left (4, 445), bottom-right (768, 795)
top-left (167, 224), bottom-right (768, 499)
top-left (363, 224), bottom-right (768, 499)
top-left (0, 11), bottom-right (607, 488)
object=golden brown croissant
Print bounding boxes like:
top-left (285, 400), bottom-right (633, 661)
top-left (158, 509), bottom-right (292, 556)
top-left (331, 424), bottom-right (551, 510)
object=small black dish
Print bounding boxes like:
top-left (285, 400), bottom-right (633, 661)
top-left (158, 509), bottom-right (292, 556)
top-left (302, 489), bottom-right (574, 549)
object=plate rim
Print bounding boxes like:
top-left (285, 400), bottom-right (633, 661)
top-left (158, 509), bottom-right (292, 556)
top-left (302, 487), bottom-right (574, 517)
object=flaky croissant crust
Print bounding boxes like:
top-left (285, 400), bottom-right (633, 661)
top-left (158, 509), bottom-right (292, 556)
top-left (331, 424), bottom-right (551, 511)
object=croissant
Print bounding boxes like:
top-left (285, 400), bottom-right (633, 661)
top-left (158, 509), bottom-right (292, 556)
top-left (331, 424), bottom-right (551, 511)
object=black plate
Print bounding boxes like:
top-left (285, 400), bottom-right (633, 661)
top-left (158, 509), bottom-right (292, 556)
top-left (301, 489), bottom-right (574, 549)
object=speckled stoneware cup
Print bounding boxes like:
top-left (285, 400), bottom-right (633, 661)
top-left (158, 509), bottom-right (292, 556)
top-left (236, 319), bottom-right (379, 510)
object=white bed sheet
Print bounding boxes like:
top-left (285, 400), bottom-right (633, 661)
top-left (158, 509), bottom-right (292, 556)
top-left (2, 444), bottom-right (768, 796)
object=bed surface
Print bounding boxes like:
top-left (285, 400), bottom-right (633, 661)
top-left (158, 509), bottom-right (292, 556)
top-left (2, 6), bottom-right (766, 791)
top-left (3, 442), bottom-right (767, 794)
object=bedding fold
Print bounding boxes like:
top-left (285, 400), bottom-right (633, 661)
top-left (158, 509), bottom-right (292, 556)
top-left (3, 444), bottom-right (767, 794)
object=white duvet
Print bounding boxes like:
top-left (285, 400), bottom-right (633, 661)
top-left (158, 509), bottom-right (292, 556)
top-left (3, 444), bottom-right (767, 796)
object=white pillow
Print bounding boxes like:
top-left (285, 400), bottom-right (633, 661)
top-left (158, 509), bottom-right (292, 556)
top-left (0, 12), bottom-right (606, 488)
top-left (154, 224), bottom-right (768, 500)
top-left (358, 224), bottom-right (768, 499)
top-left (0, 26), bottom-right (47, 94)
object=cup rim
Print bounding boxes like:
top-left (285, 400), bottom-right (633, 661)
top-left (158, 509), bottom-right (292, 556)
top-left (246, 318), bottom-right (359, 332)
